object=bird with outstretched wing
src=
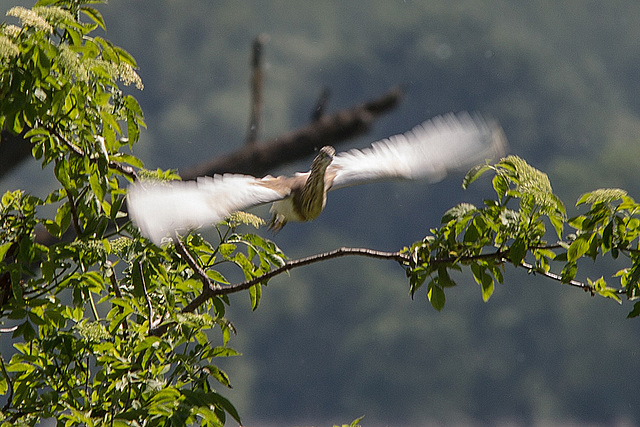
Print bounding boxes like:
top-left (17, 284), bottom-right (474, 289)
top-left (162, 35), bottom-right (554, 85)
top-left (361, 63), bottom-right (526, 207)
top-left (128, 112), bottom-right (507, 244)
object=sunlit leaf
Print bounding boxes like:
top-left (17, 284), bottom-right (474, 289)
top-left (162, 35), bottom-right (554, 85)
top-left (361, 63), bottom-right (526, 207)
top-left (427, 280), bottom-right (446, 311)
top-left (567, 234), bottom-right (591, 262)
top-left (462, 164), bottom-right (491, 189)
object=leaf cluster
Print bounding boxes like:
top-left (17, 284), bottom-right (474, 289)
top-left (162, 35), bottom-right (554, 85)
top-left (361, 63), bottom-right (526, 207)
top-left (404, 156), bottom-right (640, 316)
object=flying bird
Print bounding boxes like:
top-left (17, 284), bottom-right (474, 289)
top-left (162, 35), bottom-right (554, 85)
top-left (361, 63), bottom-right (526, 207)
top-left (128, 112), bottom-right (506, 244)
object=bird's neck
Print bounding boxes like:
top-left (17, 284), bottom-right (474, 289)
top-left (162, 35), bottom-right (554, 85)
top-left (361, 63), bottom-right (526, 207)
top-left (294, 160), bottom-right (329, 221)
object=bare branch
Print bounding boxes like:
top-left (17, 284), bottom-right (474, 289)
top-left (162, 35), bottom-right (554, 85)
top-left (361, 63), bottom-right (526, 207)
top-left (180, 85), bottom-right (403, 179)
top-left (181, 247), bottom-right (408, 314)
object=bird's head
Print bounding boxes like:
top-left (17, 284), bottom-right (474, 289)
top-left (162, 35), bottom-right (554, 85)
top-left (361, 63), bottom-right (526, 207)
top-left (314, 146), bottom-right (335, 169)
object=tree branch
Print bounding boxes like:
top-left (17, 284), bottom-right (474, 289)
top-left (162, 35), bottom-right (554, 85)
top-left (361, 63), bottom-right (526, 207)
top-left (149, 246), bottom-right (408, 336)
top-left (519, 259), bottom-right (597, 294)
top-left (183, 247), bottom-right (407, 313)
top-left (50, 128), bottom-right (138, 181)
top-left (148, 239), bottom-right (635, 337)
top-left (180, 85), bottom-right (403, 179)
top-left (174, 235), bottom-right (222, 292)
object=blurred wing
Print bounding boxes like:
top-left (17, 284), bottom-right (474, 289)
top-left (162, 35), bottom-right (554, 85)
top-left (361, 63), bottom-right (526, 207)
top-left (328, 112), bottom-right (506, 190)
top-left (128, 174), bottom-right (290, 244)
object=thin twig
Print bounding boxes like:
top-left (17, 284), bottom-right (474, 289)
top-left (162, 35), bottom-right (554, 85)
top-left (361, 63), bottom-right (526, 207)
top-left (108, 268), bottom-right (129, 336)
top-left (108, 160), bottom-right (138, 181)
top-left (0, 355), bottom-right (13, 412)
top-left (174, 235), bottom-right (221, 292)
top-left (519, 259), bottom-right (595, 293)
top-left (52, 128), bottom-right (84, 156)
top-left (148, 240), bottom-right (638, 337)
top-left (137, 261), bottom-right (154, 335)
top-left (66, 190), bottom-right (83, 237)
top-left (51, 128), bottom-right (138, 180)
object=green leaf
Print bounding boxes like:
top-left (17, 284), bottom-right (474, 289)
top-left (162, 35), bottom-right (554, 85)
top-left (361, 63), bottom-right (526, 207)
top-left (627, 301), bottom-right (640, 319)
top-left (55, 202), bottom-right (72, 235)
top-left (218, 243), bottom-right (236, 258)
top-left (89, 171), bottom-right (106, 202)
top-left (204, 365), bottom-right (232, 388)
top-left (409, 268), bottom-right (427, 298)
top-left (249, 283), bottom-right (261, 311)
top-left (182, 390), bottom-right (242, 424)
top-left (509, 237), bottom-right (527, 266)
top-left (13, 321), bottom-right (36, 341)
top-left (54, 160), bottom-right (72, 188)
top-left (80, 6), bottom-right (106, 30)
top-left (480, 272), bottom-right (494, 302)
top-left (427, 281), bottom-right (446, 311)
top-left (148, 388), bottom-right (181, 416)
top-left (437, 265), bottom-right (456, 288)
top-left (560, 262), bottom-right (577, 283)
top-left (0, 242), bottom-right (13, 261)
top-left (131, 260), bottom-right (144, 298)
top-left (567, 234), bottom-right (591, 262)
top-left (462, 164), bottom-right (491, 189)
top-left (492, 173), bottom-right (509, 200)
top-left (348, 415), bottom-right (365, 427)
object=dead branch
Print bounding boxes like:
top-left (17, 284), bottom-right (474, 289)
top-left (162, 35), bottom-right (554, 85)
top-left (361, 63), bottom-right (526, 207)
top-left (180, 85), bottom-right (403, 180)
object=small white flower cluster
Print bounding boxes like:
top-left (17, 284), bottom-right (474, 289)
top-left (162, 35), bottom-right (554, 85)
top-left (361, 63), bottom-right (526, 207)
top-left (6, 6), bottom-right (53, 33)
top-left (59, 44), bottom-right (90, 83)
top-left (0, 33), bottom-right (19, 60)
top-left (32, 6), bottom-right (74, 25)
top-left (114, 61), bottom-right (144, 90)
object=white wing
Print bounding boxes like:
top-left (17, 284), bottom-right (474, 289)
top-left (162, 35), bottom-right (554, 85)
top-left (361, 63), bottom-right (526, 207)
top-left (328, 112), bottom-right (506, 190)
top-left (127, 174), bottom-right (288, 244)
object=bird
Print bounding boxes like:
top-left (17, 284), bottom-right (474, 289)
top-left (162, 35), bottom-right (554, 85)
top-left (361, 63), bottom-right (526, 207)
top-left (127, 112), bottom-right (507, 244)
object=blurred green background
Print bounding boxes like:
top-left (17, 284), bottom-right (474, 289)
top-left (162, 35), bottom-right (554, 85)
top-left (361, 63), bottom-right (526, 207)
top-left (2, 1), bottom-right (640, 425)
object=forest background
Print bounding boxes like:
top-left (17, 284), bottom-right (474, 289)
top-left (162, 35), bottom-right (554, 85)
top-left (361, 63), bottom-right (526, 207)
top-left (2, 1), bottom-right (640, 426)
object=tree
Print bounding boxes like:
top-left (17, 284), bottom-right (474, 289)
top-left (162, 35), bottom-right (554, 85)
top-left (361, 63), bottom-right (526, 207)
top-left (1, 1), bottom-right (639, 426)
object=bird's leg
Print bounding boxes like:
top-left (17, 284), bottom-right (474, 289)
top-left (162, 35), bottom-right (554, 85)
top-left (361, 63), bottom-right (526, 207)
top-left (269, 212), bottom-right (287, 233)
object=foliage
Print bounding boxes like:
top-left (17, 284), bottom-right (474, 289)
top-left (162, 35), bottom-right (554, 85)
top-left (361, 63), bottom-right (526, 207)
top-left (0, 1), bottom-right (285, 425)
top-left (406, 155), bottom-right (640, 316)
top-left (1, 1), bottom-right (640, 426)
